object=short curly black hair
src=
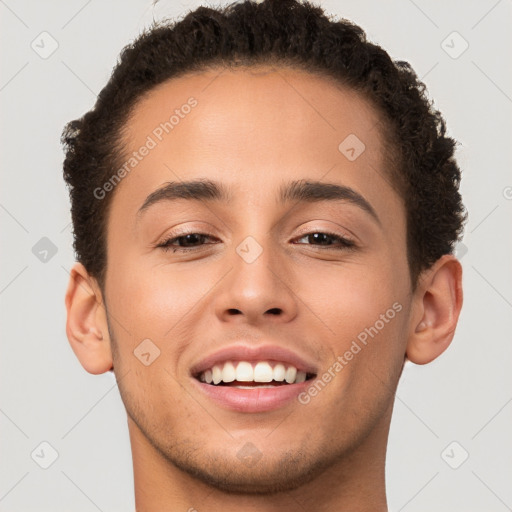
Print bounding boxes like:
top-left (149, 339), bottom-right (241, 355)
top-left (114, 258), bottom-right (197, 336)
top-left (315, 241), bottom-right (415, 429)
top-left (62, 0), bottom-right (467, 291)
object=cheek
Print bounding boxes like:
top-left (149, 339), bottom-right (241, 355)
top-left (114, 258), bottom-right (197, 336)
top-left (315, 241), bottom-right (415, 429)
top-left (298, 259), bottom-right (408, 403)
top-left (105, 261), bottom-right (210, 427)
top-left (104, 256), bottom-right (233, 387)
top-left (297, 258), bottom-right (403, 338)
top-left (106, 255), bottom-right (216, 337)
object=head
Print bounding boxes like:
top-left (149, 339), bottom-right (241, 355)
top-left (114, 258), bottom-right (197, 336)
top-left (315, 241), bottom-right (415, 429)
top-left (63, 0), bottom-right (466, 496)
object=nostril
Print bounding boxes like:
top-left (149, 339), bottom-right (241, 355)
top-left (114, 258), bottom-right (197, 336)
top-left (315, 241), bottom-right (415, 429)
top-left (266, 308), bottom-right (282, 315)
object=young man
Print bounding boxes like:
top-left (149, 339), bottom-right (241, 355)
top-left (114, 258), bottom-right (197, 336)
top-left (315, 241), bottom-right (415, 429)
top-left (62, 0), bottom-right (466, 510)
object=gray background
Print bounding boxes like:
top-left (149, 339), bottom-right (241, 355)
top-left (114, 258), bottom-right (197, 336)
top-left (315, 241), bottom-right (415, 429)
top-left (1, 0), bottom-right (511, 510)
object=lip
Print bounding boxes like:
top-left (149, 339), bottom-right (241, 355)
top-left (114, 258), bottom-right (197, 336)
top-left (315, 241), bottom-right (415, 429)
top-left (191, 377), bottom-right (314, 413)
top-left (189, 344), bottom-right (318, 413)
top-left (189, 344), bottom-right (318, 377)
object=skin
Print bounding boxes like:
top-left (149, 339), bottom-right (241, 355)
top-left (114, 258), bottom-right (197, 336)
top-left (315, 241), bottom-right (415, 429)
top-left (65, 66), bottom-right (463, 512)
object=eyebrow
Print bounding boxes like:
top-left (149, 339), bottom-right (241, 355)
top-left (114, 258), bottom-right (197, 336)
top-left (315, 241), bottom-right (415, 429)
top-left (137, 178), bottom-right (381, 226)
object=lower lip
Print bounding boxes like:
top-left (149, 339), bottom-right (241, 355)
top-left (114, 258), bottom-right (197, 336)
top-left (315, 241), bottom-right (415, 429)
top-left (192, 378), bottom-right (313, 413)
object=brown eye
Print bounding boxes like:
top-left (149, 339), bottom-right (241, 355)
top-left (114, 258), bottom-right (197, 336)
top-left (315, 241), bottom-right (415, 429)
top-left (158, 233), bottom-right (219, 252)
top-left (293, 232), bottom-right (355, 249)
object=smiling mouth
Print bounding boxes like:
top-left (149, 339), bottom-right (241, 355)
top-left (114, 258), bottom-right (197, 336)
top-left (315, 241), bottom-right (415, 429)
top-left (194, 360), bottom-right (317, 387)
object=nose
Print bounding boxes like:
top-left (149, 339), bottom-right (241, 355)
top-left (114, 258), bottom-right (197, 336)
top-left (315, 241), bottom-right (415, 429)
top-left (214, 241), bottom-right (299, 326)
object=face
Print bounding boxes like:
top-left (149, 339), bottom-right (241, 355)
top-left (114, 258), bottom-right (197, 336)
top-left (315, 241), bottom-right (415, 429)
top-left (102, 66), bottom-right (413, 493)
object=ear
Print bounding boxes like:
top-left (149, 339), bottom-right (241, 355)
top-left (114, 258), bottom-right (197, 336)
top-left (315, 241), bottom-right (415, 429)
top-left (65, 262), bottom-right (113, 374)
top-left (406, 254), bottom-right (463, 365)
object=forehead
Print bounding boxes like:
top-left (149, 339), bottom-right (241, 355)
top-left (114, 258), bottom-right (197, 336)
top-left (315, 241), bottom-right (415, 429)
top-left (110, 66), bottom-right (402, 230)
top-left (124, 65), bottom-right (384, 156)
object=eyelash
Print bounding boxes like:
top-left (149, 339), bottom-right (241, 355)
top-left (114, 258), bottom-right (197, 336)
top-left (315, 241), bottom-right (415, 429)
top-left (156, 231), bottom-right (356, 252)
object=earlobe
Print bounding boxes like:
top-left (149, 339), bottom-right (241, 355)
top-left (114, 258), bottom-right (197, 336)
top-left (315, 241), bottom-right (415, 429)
top-left (65, 263), bottom-right (113, 374)
top-left (406, 254), bottom-right (463, 365)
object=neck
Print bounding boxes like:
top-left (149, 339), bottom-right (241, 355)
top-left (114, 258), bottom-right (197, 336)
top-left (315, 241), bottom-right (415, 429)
top-left (129, 412), bottom-right (390, 512)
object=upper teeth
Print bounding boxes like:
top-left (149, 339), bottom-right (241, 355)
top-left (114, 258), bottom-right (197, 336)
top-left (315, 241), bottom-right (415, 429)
top-left (199, 361), bottom-right (308, 385)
